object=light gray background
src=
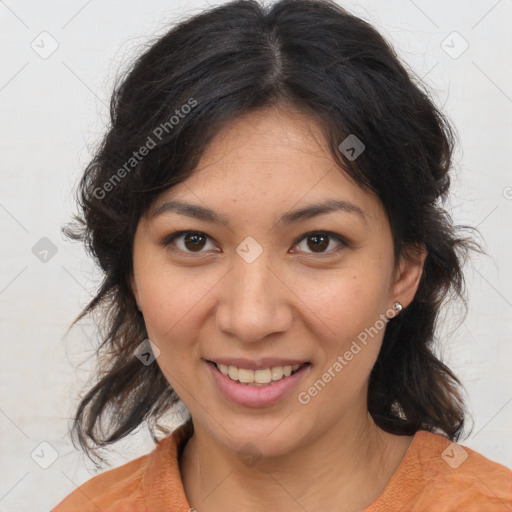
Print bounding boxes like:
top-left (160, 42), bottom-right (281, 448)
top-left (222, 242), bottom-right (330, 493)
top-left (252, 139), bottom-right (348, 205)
top-left (1, 1), bottom-right (511, 511)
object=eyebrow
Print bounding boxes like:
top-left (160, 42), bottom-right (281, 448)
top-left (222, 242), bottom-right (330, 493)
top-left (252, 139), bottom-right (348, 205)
top-left (150, 198), bottom-right (366, 227)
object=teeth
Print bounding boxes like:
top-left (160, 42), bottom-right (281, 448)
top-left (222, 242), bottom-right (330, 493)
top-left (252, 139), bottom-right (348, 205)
top-left (254, 368), bottom-right (271, 384)
top-left (238, 368), bottom-right (254, 383)
top-left (271, 366), bottom-right (283, 380)
top-left (228, 366), bottom-right (238, 380)
top-left (215, 362), bottom-right (303, 385)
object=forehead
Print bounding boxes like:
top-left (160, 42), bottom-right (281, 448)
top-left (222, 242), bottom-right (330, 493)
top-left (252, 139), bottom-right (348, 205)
top-left (150, 106), bottom-right (385, 224)
top-left (193, 106), bottom-right (332, 177)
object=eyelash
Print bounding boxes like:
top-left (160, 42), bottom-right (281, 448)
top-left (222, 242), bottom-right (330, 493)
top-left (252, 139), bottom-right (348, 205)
top-left (160, 230), bottom-right (348, 258)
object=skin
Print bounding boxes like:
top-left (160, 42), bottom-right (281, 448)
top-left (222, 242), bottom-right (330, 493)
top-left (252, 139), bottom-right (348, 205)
top-left (131, 105), bottom-right (426, 512)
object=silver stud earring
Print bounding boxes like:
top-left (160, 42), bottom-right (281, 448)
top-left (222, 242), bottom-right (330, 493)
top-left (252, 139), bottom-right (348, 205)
top-left (393, 302), bottom-right (403, 313)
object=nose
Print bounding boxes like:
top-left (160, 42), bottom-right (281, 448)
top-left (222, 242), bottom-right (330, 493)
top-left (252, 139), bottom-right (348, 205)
top-left (215, 249), bottom-right (293, 344)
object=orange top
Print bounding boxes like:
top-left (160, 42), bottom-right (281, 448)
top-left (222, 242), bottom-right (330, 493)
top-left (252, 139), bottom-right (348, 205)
top-left (52, 421), bottom-right (512, 512)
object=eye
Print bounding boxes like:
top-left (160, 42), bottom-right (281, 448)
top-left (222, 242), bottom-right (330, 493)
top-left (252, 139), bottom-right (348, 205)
top-left (161, 231), bottom-right (218, 255)
top-left (161, 230), bottom-right (347, 257)
top-left (292, 231), bottom-right (347, 256)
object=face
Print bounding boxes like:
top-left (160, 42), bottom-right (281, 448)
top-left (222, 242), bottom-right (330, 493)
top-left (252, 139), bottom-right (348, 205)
top-left (131, 106), bottom-right (424, 457)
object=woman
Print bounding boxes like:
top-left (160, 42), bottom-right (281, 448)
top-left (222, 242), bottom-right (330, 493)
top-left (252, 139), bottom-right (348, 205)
top-left (52, 0), bottom-right (512, 511)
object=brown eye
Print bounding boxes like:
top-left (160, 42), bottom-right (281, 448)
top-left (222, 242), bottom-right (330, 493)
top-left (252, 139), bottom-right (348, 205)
top-left (306, 234), bottom-right (329, 252)
top-left (183, 232), bottom-right (207, 251)
top-left (161, 230), bottom-right (347, 257)
top-left (162, 231), bottom-right (216, 254)
top-left (294, 231), bottom-right (347, 255)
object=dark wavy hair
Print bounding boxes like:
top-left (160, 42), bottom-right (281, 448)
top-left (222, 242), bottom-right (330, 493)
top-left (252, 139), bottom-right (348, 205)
top-left (63, 0), bottom-right (478, 464)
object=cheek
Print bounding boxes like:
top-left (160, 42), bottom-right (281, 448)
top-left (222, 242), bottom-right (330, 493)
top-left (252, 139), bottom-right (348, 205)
top-left (135, 260), bottom-right (221, 358)
top-left (293, 265), bottom-right (391, 340)
top-left (297, 277), bottom-right (389, 415)
top-left (137, 268), bottom-right (214, 391)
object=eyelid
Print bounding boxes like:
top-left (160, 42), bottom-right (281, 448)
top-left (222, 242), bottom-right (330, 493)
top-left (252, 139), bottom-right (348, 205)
top-left (292, 230), bottom-right (348, 255)
top-left (160, 230), bottom-right (348, 256)
top-left (160, 230), bottom-right (218, 255)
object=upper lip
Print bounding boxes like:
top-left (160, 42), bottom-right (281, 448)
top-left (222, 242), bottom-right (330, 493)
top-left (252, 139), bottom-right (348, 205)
top-left (207, 357), bottom-right (309, 370)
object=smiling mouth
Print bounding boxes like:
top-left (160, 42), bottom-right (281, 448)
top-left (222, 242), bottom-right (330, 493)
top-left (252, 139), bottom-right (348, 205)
top-left (208, 361), bottom-right (310, 386)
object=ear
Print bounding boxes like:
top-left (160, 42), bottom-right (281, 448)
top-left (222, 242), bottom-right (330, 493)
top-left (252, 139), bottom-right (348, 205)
top-left (391, 243), bottom-right (427, 309)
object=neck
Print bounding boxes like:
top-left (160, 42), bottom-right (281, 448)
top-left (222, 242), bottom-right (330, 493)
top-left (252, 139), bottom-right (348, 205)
top-left (179, 407), bottom-right (411, 512)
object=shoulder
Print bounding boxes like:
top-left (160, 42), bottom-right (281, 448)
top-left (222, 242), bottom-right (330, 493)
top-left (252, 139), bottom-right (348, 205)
top-left (369, 429), bottom-right (512, 512)
top-left (416, 429), bottom-right (511, 476)
top-left (50, 433), bottom-right (182, 512)
top-left (417, 430), bottom-right (512, 509)
top-left (404, 430), bottom-right (512, 510)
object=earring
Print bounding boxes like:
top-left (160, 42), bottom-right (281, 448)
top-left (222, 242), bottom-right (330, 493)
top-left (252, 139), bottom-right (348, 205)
top-left (393, 302), bottom-right (403, 313)
top-left (136, 303), bottom-right (142, 311)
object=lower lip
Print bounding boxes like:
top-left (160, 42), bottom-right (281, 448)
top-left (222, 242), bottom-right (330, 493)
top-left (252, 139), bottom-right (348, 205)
top-left (207, 361), bottom-right (310, 408)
